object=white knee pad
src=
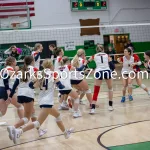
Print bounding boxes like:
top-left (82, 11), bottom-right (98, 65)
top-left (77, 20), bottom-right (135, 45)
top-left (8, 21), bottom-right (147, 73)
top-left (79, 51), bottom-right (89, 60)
top-left (140, 84), bottom-right (146, 89)
top-left (33, 121), bottom-right (40, 128)
top-left (31, 113), bottom-right (37, 119)
top-left (85, 89), bottom-right (91, 94)
top-left (128, 84), bottom-right (132, 88)
top-left (0, 111), bottom-right (3, 117)
top-left (74, 98), bottom-right (79, 104)
top-left (122, 86), bottom-right (127, 91)
top-left (56, 115), bottom-right (62, 122)
top-left (18, 105), bottom-right (24, 110)
top-left (22, 117), bottom-right (29, 124)
top-left (108, 88), bottom-right (113, 92)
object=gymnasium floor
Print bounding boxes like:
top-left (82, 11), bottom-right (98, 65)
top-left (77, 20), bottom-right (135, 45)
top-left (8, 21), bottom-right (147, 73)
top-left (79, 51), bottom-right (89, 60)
top-left (0, 65), bottom-right (150, 150)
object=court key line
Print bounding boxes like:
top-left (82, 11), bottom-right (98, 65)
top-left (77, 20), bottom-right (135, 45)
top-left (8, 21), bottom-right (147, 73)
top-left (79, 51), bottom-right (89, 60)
top-left (97, 120), bottom-right (150, 150)
top-left (1, 119), bottom-right (150, 150)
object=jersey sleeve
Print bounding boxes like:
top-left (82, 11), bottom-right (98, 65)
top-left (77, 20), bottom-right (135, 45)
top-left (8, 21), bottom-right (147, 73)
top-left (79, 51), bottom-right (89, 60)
top-left (58, 57), bottom-right (62, 62)
top-left (133, 54), bottom-right (140, 62)
top-left (91, 55), bottom-right (95, 60)
top-left (120, 57), bottom-right (123, 62)
top-left (82, 59), bottom-right (85, 64)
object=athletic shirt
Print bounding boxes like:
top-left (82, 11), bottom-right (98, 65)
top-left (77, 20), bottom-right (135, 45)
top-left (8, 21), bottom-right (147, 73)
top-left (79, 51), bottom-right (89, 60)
top-left (38, 69), bottom-right (55, 106)
top-left (92, 52), bottom-right (110, 72)
top-left (32, 51), bottom-right (40, 70)
top-left (120, 56), bottom-right (138, 74)
top-left (17, 65), bottom-right (36, 98)
top-left (0, 66), bottom-right (16, 89)
top-left (58, 65), bottom-right (72, 90)
top-left (132, 54), bottom-right (141, 72)
top-left (54, 56), bottom-right (62, 71)
top-left (71, 57), bottom-right (85, 80)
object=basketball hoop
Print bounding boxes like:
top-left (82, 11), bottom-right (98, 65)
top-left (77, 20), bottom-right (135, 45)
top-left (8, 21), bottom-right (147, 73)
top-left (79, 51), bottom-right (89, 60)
top-left (11, 22), bottom-right (20, 29)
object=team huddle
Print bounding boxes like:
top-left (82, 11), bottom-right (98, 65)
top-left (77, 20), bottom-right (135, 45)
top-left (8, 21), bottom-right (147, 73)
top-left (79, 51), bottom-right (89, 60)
top-left (0, 43), bottom-right (150, 144)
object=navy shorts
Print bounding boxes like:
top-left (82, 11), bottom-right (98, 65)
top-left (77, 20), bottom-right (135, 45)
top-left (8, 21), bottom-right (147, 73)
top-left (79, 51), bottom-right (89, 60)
top-left (18, 96), bottom-right (34, 104)
top-left (71, 80), bottom-right (82, 85)
top-left (40, 105), bottom-right (53, 108)
top-left (0, 87), bottom-right (8, 101)
top-left (95, 70), bottom-right (111, 80)
top-left (59, 90), bottom-right (72, 95)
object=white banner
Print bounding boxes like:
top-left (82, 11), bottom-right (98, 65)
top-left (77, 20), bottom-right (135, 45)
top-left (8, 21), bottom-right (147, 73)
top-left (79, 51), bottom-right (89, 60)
top-left (65, 41), bottom-right (76, 51)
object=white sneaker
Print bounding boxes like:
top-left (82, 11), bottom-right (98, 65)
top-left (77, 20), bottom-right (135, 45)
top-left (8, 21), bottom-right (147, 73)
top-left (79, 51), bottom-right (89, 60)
top-left (108, 106), bottom-right (114, 111)
top-left (38, 129), bottom-right (47, 137)
top-left (12, 128), bottom-right (23, 144)
top-left (7, 126), bottom-right (15, 140)
top-left (58, 105), bottom-right (63, 110)
top-left (64, 128), bottom-right (74, 139)
top-left (89, 109), bottom-right (95, 114)
top-left (61, 103), bottom-right (69, 110)
top-left (73, 110), bottom-right (82, 118)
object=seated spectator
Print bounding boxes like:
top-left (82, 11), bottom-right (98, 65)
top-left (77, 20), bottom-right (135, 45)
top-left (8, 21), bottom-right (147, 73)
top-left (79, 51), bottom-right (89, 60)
top-left (4, 45), bottom-right (22, 60)
top-left (127, 40), bottom-right (134, 49)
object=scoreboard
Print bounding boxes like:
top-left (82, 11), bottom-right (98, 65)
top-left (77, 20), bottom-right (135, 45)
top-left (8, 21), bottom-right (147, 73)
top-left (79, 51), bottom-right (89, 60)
top-left (71, 0), bottom-right (107, 11)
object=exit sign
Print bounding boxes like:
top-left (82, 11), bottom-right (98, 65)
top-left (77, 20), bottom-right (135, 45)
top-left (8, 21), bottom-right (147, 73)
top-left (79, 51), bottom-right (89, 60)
top-left (71, 0), bottom-right (107, 11)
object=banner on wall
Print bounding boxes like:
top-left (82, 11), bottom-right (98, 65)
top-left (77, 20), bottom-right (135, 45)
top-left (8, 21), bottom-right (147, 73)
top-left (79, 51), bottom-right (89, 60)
top-left (65, 41), bottom-right (76, 51)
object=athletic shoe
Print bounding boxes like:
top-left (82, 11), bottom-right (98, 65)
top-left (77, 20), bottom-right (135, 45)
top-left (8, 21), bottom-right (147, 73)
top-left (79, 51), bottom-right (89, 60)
top-left (89, 109), bottom-right (95, 114)
top-left (12, 128), bottom-right (23, 144)
top-left (73, 110), bottom-right (82, 118)
top-left (129, 95), bottom-right (133, 101)
top-left (108, 106), bottom-right (114, 111)
top-left (38, 129), bottom-right (47, 137)
top-left (7, 126), bottom-right (15, 140)
top-left (64, 128), bottom-right (74, 139)
top-left (61, 102), bottom-right (69, 110)
top-left (121, 96), bottom-right (126, 103)
top-left (79, 100), bottom-right (84, 105)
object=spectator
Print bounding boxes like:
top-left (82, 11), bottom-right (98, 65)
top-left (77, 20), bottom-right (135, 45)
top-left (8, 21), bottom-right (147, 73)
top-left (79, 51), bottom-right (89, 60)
top-left (107, 45), bottom-right (116, 63)
top-left (49, 44), bottom-right (57, 59)
top-left (124, 43), bottom-right (128, 49)
top-left (127, 40), bottom-right (134, 49)
top-left (4, 45), bottom-right (22, 60)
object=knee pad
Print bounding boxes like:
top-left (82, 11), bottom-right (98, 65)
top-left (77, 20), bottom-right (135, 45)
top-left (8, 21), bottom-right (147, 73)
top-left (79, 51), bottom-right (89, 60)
top-left (85, 89), bottom-right (91, 94)
top-left (74, 98), bottom-right (79, 104)
top-left (108, 88), bottom-right (113, 92)
top-left (18, 105), bottom-right (24, 110)
top-left (122, 86), bottom-right (127, 91)
top-left (22, 117), bottom-right (29, 124)
top-left (56, 115), bottom-right (62, 122)
top-left (128, 84), bottom-right (132, 88)
top-left (33, 121), bottom-right (40, 128)
top-left (140, 84), bottom-right (146, 89)
top-left (31, 113), bottom-right (37, 119)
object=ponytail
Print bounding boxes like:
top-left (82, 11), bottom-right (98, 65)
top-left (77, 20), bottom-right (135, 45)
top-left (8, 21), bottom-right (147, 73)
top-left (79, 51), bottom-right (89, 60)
top-left (21, 63), bottom-right (29, 82)
top-left (72, 54), bottom-right (79, 68)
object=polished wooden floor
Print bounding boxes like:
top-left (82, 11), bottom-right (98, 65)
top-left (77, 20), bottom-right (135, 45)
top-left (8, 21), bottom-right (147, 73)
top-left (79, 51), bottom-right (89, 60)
top-left (0, 66), bottom-right (150, 150)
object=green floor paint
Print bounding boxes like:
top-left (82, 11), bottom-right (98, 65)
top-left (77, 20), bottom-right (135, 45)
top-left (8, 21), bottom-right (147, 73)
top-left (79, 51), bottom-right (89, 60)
top-left (109, 141), bottom-right (150, 150)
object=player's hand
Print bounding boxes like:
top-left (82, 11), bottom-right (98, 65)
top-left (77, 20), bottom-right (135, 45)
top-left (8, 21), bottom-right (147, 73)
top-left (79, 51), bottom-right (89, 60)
top-left (108, 57), bottom-right (112, 62)
top-left (84, 60), bottom-right (88, 65)
top-left (131, 63), bottom-right (136, 67)
top-left (143, 62), bottom-right (148, 68)
top-left (6, 97), bottom-right (12, 105)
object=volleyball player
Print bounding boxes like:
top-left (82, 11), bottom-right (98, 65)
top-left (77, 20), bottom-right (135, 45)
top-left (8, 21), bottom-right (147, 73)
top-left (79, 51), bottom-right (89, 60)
top-left (31, 43), bottom-right (43, 70)
top-left (71, 49), bottom-right (92, 107)
top-left (144, 50), bottom-right (150, 73)
top-left (53, 47), bottom-right (69, 110)
top-left (0, 57), bottom-right (24, 119)
top-left (117, 48), bottom-right (138, 102)
top-left (8, 59), bottom-right (73, 144)
top-left (7, 56), bottom-right (46, 142)
top-left (87, 45), bottom-right (114, 114)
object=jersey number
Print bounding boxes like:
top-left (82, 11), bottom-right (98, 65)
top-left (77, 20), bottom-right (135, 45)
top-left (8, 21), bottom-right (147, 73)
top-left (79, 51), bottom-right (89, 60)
top-left (100, 56), bottom-right (104, 63)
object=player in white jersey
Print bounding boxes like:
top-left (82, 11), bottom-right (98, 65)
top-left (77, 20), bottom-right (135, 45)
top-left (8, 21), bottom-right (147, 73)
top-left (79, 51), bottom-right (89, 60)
top-left (144, 50), bottom-right (150, 73)
top-left (71, 49), bottom-right (92, 108)
top-left (7, 56), bottom-right (46, 143)
top-left (87, 45), bottom-right (114, 114)
top-left (31, 43), bottom-right (43, 70)
top-left (53, 48), bottom-right (70, 110)
top-left (0, 57), bottom-right (24, 119)
top-left (58, 56), bottom-right (83, 118)
top-left (117, 48), bottom-right (137, 102)
top-left (8, 59), bottom-right (73, 144)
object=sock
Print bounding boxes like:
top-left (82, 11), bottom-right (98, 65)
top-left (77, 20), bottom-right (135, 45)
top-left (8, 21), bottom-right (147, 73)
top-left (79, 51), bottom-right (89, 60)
top-left (91, 104), bottom-right (96, 109)
top-left (109, 101), bottom-right (113, 106)
top-left (0, 112), bottom-right (2, 117)
top-left (92, 86), bottom-right (100, 101)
